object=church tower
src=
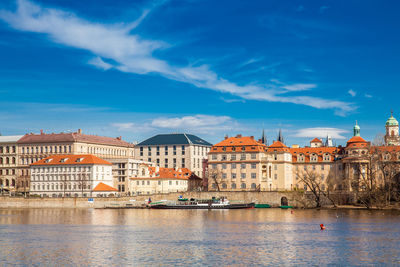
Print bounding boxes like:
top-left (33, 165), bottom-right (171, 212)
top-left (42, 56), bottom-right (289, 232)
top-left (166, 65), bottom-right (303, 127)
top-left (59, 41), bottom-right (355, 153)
top-left (353, 121), bottom-right (360, 137)
top-left (384, 111), bottom-right (400, 146)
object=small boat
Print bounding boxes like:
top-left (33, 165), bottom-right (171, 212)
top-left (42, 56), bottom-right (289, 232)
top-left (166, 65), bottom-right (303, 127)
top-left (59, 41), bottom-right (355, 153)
top-left (255, 204), bottom-right (271, 208)
top-left (279, 205), bottom-right (293, 209)
top-left (150, 197), bottom-right (255, 209)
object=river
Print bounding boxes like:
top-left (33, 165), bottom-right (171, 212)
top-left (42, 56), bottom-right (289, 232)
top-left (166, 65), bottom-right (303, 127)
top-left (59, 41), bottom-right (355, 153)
top-left (0, 208), bottom-right (399, 266)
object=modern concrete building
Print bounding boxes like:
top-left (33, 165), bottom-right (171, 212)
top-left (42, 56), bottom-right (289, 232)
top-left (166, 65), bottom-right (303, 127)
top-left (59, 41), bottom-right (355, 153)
top-left (135, 133), bottom-right (212, 177)
top-left (30, 154), bottom-right (116, 197)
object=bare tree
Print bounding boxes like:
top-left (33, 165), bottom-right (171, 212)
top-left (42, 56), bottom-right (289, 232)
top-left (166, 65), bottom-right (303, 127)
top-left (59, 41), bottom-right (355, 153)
top-left (208, 169), bottom-right (222, 192)
top-left (296, 169), bottom-right (337, 208)
top-left (372, 133), bottom-right (385, 146)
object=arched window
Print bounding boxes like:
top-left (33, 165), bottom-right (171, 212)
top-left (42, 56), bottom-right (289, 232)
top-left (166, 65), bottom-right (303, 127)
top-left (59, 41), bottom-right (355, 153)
top-left (392, 130), bottom-right (395, 136)
top-left (251, 183), bottom-right (256, 189)
top-left (231, 183), bottom-right (236, 189)
top-left (222, 183), bottom-right (227, 189)
top-left (241, 183), bottom-right (246, 189)
top-left (12, 157), bottom-right (16, 164)
top-left (6, 157), bottom-right (9, 164)
top-left (0, 158), bottom-right (2, 164)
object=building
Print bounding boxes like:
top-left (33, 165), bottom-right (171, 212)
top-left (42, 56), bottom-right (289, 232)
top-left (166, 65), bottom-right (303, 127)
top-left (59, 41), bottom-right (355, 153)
top-left (207, 135), bottom-right (267, 191)
top-left (135, 133), bottom-right (212, 177)
top-left (385, 112), bottom-right (400, 146)
top-left (30, 154), bottom-right (116, 197)
top-left (16, 129), bottom-right (135, 194)
top-left (0, 135), bottom-right (23, 194)
top-left (129, 165), bottom-right (193, 195)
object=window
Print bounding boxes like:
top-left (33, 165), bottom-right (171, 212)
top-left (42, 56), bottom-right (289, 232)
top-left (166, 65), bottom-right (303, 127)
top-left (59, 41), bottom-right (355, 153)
top-left (321, 165), bottom-right (325, 170)
top-left (251, 163), bottom-right (256, 169)
top-left (251, 173), bottom-right (256, 179)
top-left (222, 173), bottom-right (227, 179)
top-left (140, 147), bottom-right (143, 156)
top-left (173, 146), bottom-right (176, 155)
top-left (251, 153), bottom-right (256, 159)
top-left (241, 163), bottom-right (246, 169)
top-left (147, 181), bottom-right (150, 185)
top-left (251, 183), bottom-right (256, 189)
top-left (274, 165), bottom-right (277, 170)
top-left (321, 174), bottom-right (325, 180)
top-left (241, 173), bottom-right (246, 179)
top-left (212, 154), bottom-right (217, 160)
top-left (164, 159), bottom-right (168, 168)
top-left (137, 181), bottom-right (139, 185)
top-left (274, 174), bottom-right (277, 180)
top-left (231, 154), bottom-right (236, 161)
top-left (165, 146), bottom-right (168, 155)
top-left (241, 183), bottom-right (246, 189)
top-left (231, 173), bottom-right (236, 179)
top-left (232, 163), bottom-right (236, 169)
top-left (182, 146), bottom-right (185, 155)
top-left (222, 163), bottom-right (227, 169)
top-left (222, 155), bottom-right (227, 160)
top-left (212, 183), bottom-right (217, 189)
top-left (182, 158), bottom-right (185, 168)
top-left (304, 184), bottom-right (307, 191)
top-left (240, 154), bottom-right (246, 160)
top-left (222, 183), bottom-right (227, 189)
top-left (231, 183), bottom-right (236, 189)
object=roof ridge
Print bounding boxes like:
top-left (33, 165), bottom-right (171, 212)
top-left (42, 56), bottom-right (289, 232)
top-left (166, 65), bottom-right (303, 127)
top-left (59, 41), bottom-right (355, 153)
top-left (183, 133), bottom-right (193, 145)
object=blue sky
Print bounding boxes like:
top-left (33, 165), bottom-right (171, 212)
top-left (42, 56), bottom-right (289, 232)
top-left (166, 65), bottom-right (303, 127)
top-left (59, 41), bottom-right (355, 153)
top-left (0, 0), bottom-right (399, 145)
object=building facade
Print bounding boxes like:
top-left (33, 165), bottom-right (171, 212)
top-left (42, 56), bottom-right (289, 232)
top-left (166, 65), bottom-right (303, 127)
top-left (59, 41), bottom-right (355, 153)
top-left (129, 165), bottom-right (192, 195)
top-left (134, 133), bottom-right (212, 177)
top-left (0, 135), bottom-right (23, 194)
top-left (30, 154), bottom-right (116, 197)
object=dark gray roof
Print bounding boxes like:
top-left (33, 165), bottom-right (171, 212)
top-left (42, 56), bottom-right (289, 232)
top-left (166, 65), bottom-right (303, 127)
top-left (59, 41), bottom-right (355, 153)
top-left (137, 133), bottom-right (212, 146)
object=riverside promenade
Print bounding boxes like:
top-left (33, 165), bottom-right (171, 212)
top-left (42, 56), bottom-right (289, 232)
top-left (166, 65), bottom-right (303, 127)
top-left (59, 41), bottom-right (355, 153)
top-left (0, 191), bottom-right (313, 209)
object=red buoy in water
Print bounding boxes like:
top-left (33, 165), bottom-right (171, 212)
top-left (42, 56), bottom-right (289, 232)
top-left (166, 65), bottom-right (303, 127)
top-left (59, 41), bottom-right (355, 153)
top-left (320, 224), bottom-right (326, 230)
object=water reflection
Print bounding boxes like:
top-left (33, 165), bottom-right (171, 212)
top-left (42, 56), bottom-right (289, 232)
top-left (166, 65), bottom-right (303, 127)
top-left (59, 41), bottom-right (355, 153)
top-left (0, 208), bottom-right (399, 266)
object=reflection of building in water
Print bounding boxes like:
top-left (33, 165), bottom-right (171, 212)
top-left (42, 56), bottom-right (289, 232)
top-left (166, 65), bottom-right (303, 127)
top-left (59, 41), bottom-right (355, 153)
top-left (208, 112), bottom-right (400, 192)
top-left (30, 154), bottom-right (117, 197)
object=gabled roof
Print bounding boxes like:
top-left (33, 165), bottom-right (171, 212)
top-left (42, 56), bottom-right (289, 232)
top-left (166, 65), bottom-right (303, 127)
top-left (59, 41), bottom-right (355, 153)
top-left (346, 136), bottom-right (368, 148)
top-left (0, 135), bottom-right (24, 143)
top-left (31, 154), bottom-right (112, 166)
top-left (131, 166), bottom-right (192, 180)
top-left (267, 141), bottom-right (289, 152)
top-left (210, 136), bottom-right (266, 153)
top-left (137, 133), bottom-right (212, 146)
top-left (17, 130), bottom-right (134, 147)
top-left (310, 138), bottom-right (322, 143)
top-left (290, 147), bottom-right (338, 162)
top-left (93, 182), bottom-right (118, 192)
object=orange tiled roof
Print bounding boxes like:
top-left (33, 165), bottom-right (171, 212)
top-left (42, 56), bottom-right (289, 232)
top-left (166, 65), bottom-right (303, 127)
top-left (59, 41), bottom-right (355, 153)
top-left (31, 154), bottom-right (112, 166)
top-left (290, 147), bottom-right (338, 162)
top-left (131, 167), bottom-right (192, 180)
top-left (266, 141), bottom-right (290, 152)
top-left (17, 131), bottom-right (134, 147)
top-left (210, 135), bottom-right (266, 153)
top-left (93, 182), bottom-right (118, 192)
top-left (310, 138), bottom-right (322, 143)
top-left (346, 136), bottom-right (368, 148)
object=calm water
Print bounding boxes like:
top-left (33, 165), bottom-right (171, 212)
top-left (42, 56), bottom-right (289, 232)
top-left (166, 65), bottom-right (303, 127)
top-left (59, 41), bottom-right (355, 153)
top-left (0, 208), bottom-right (399, 266)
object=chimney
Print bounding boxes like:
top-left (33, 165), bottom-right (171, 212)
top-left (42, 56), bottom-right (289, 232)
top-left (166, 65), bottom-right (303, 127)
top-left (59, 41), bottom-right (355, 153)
top-left (224, 135), bottom-right (229, 140)
top-left (116, 136), bottom-right (122, 140)
top-left (77, 129), bottom-right (82, 134)
top-left (236, 134), bottom-right (242, 138)
top-left (40, 129), bottom-right (44, 135)
top-left (250, 136), bottom-right (254, 140)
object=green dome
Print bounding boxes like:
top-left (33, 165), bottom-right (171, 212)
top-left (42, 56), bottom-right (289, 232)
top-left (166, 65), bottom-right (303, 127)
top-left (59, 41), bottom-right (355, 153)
top-left (386, 115), bottom-right (399, 126)
top-left (354, 124), bottom-right (360, 130)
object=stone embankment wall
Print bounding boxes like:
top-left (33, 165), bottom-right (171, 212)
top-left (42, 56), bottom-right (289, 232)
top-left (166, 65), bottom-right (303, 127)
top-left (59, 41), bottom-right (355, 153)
top-left (0, 191), bottom-right (340, 209)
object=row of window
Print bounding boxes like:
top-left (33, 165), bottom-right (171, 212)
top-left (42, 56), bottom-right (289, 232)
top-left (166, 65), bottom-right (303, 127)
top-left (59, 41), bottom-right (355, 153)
top-left (32, 166), bottom-right (93, 173)
top-left (31, 183), bottom-right (91, 191)
top-left (211, 153), bottom-right (258, 161)
top-left (20, 145), bottom-right (129, 157)
top-left (218, 173), bottom-right (257, 179)
top-left (31, 174), bottom-right (93, 181)
top-left (212, 163), bottom-right (257, 170)
top-left (0, 178), bottom-right (16, 187)
top-left (296, 164), bottom-right (331, 171)
top-left (211, 182), bottom-right (257, 189)
top-left (140, 146), bottom-right (209, 157)
top-left (0, 146), bottom-right (16, 154)
top-left (135, 180), bottom-right (187, 186)
top-left (0, 157), bottom-right (16, 165)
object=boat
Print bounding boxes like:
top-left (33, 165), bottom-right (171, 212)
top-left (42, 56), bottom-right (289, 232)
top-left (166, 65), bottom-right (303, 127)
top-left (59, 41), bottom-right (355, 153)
top-left (255, 204), bottom-right (271, 208)
top-left (150, 197), bottom-right (255, 209)
top-left (279, 205), bottom-right (293, 209)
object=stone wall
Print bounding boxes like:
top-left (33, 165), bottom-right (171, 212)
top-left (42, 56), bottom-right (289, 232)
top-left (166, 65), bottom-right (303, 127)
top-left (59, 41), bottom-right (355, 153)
top-left (0, 191), bottom-right (330, 209)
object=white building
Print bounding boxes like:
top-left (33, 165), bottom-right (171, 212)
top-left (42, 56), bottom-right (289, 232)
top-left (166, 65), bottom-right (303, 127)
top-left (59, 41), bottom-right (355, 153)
top-left (0, 135), bottom-right (23, 193)
top-left (30, 154), bottom-right (117, 197)
top-left (134, 133), bottom-right (212, 177)
top-left (129, 165), bottom-right (191, 195)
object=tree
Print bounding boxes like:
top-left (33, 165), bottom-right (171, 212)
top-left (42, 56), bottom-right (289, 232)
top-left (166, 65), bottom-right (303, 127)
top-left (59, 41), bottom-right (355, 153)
top-left (208, 169), bottom-right (222, 192)
top-left (296, 169), bottom-right (337, 208)
top-left (372, 133), bottom-right (385, 146)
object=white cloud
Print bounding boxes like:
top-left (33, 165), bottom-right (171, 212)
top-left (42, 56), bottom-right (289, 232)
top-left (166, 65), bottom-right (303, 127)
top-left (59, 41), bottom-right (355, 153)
top-left (151, 114), bottom-right (232, 129)
top-left (348, 89), bottom-right (356, 97)
top-left (364, 93), bottom-right (372, 98)
top-left (88, 56), bottom-right (113, 70)
top-left (0, 0), bottom-right (355, 115)
top-left (111, 122), bottom-right (135, 131)
top-left (293, 127), bottom-right (349, 139)
top-left (319, 6), bottom-right (330, 13)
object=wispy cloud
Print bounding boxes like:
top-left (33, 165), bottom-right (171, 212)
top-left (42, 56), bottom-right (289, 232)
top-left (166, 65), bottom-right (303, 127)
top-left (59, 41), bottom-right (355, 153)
top-left (0, 0), bottom-right (355, 116)
top-left (293, 127), bottom-right (349, 139)
top-left (319, 6), bottom-right (330, 13)
top-left (348, 89), bottom-right (356, 97)
top-left (296, 5), bottom-right (305, 12)
top-left (364, 93), bottom-right (372, 98)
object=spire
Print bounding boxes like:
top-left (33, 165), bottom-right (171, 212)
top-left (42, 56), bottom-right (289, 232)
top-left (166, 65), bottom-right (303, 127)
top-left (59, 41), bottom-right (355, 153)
top-left (277, 129), bottom-right (284, 144)
top-left (353, 120), bottom-right (360, 137)
top-left (261, 129), bottom-right (267, 145)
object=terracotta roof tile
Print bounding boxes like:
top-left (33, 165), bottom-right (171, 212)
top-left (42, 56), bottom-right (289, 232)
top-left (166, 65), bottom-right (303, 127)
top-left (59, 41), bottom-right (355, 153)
top-left (210, 136), bottom-right (266, 153)
top-left (93, 182), bottom-right (118, 192)
top-left (310, 138), bottom-right (322, 143)
top-left (31, 154), bottom-right (112, 166)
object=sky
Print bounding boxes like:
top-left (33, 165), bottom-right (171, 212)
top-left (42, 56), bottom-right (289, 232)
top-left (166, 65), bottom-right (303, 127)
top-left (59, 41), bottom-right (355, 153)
top-left (0, 0), bottom-right (399, 146)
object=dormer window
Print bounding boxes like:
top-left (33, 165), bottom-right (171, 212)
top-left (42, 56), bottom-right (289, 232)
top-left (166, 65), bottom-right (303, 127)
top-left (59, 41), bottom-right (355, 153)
top-left (76, 157), bottom-right (84, 163)
top-left (45, 158), bottom-right (53, 163)
top-left (60, 158), bottom-right (68, 163)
